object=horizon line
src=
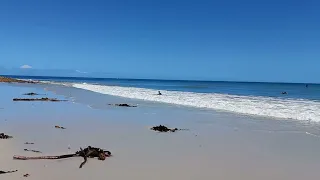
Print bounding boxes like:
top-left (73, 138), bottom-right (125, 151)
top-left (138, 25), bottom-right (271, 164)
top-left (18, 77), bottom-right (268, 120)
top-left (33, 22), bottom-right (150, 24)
top-left (0, 74), bottom-right (317, 85)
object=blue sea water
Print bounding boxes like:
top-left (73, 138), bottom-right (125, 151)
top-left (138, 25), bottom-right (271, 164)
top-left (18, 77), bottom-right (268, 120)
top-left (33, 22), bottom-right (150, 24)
top-left (6, 75), bottom-right (320, 100)
top-left (4, 75), bottom-right (320, 122)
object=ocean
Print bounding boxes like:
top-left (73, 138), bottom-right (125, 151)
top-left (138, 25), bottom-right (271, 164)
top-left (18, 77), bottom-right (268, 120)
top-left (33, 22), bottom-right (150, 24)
top-left (6, 75), bottom-right (320, 122)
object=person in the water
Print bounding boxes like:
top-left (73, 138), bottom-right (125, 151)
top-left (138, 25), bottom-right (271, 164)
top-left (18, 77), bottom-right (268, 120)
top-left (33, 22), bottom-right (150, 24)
top-left (306, 84), bottom-right (309, 88)
top-left (157, 91), bottom-right (162, 95)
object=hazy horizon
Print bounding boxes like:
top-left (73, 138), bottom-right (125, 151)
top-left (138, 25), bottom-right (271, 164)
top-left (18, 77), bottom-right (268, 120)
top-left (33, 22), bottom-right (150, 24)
top-left (1, 71), bottom-right (317, 85)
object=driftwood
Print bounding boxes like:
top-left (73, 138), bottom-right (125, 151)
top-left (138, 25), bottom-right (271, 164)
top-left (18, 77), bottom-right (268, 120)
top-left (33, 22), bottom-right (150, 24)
top-left (13, 146), bottom-right (111, 168)
top-left (24, 149), bottom-right (42, 153)
top-left (0, 170), bottom-right (18, 174)
top-left (0, 133), bottom-right (12, 139)
top-left (108, 103), bottom-right (137, 107)
top-left (13, 98), bottom-right (66, 102)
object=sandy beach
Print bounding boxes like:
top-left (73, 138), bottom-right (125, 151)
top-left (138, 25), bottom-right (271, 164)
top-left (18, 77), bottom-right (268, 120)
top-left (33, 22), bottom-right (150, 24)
top-left (1, 82), bottom-right (320, 180)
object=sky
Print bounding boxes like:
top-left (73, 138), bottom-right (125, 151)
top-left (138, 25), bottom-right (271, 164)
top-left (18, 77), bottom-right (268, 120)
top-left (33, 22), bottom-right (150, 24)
top-left (0, 0), bottom-right (319, 82)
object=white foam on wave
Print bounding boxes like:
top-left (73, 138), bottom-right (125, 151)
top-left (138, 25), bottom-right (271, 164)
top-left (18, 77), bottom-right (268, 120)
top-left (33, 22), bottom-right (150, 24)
top-left (70, 83), bottom-right (320, 122)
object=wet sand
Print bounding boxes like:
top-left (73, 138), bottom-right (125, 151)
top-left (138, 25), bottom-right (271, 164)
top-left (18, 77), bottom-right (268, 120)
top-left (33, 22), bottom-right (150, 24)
top-left (1, 83), bottom-right (320, 179)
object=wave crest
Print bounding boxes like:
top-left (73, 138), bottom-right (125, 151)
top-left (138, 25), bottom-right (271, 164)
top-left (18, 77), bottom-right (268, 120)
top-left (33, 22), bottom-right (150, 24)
top-left (72, 83), bottom-right (320, 122)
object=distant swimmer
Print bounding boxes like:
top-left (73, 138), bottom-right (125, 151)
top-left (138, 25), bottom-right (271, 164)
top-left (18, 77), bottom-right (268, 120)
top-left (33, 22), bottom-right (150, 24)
top-left (306, 84), bottom-right (309, 88)
top-left (157, 91), bottom-right (162, 95)
top-left (281, 92), bottom-right (287, 95)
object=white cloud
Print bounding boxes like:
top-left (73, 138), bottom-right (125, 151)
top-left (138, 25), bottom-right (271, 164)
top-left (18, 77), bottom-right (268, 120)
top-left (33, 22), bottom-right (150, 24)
top-left (75, 70), bottom-right (88, 74)
top-left (20, 65), bottom-right (32, 69)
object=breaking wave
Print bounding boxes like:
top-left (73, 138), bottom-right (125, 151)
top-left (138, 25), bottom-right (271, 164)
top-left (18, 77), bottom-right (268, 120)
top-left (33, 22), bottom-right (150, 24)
top-left (71, 83), bottom-right (320, 122)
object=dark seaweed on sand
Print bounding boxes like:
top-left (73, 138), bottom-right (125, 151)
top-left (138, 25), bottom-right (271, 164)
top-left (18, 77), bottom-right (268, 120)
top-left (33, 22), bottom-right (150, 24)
top-left (108, 103), bottom-right (137, 107)
top-left (0, 133), bottom-right (12, 139)
top-left (23, 92), bottom-right (40, 96)
top-left (151, 125), bottom-right (179, 132)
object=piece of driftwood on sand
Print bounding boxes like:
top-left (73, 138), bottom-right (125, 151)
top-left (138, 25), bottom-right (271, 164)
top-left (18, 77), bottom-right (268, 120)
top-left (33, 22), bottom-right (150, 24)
top-left (0, 170), bottom-right (18, 174)
top-left (13, 98), bottom-right (67, 102)
top-left (24, 149), bottom-right (42, 153)
top-left (13, 146), bottom-right (111, 168)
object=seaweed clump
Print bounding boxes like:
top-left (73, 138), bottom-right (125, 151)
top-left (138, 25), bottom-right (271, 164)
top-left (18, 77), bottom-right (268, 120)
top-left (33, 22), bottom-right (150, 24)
top-left (0, 133), bottom-right (12, 139)
top-left (151, 125), bottom-right (178, 132)
top-left (23, 92), bottom-right (39, 96)
top-left (108, 103), bottom-right (137, 107)
top-left (55, 125), bottom-right (66, 129)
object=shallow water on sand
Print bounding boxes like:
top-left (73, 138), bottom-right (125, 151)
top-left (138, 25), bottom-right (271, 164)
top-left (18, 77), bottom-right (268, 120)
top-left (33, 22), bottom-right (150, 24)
top-left (7, 75), bottom-right (320, 122)
top-left (40, 83), bottom-right (320, 138)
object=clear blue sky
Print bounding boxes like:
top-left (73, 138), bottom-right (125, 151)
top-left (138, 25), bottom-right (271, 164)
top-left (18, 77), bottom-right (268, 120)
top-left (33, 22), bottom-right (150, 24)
top-left (0, 0), bottom-right (319, 82)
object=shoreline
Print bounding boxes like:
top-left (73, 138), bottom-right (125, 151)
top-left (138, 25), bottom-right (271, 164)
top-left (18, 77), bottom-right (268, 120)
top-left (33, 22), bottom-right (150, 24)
top-left (3, 75), bottom-right (320, 122)
top-left (39, 80), bottom-right (320, 136)
top-left (1, 81), bottom-right (320, 179)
